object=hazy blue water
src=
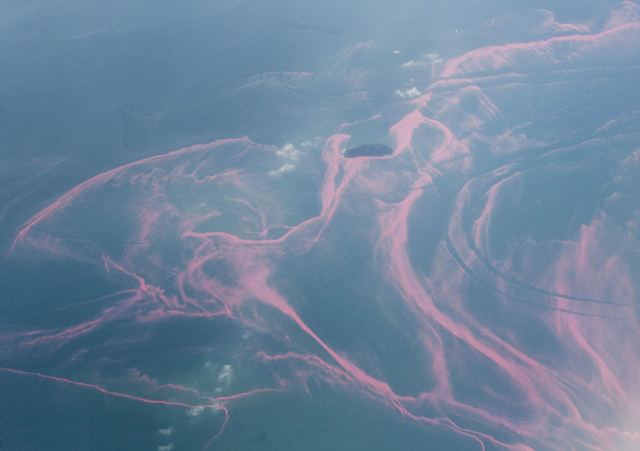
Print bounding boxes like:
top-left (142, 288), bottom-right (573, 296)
top-left (2, 1), bottom-right (640, 450)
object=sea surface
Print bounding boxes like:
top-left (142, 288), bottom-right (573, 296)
top-left (1, 1), bottom-right (640, 450)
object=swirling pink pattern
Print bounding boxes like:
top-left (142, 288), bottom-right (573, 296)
top-left (4, 3), bottom-right (640, 450)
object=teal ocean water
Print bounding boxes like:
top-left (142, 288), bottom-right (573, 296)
top-left (2, 1), bottom-right (640, 450)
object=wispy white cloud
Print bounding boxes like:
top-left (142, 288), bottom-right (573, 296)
top-left (300, 137), bottom-right (321, 148)
top-left (276, 143), bottom-right (301, 161)
top-left (269, 163), bottom-right (296, 177)
top-left (217, 364), bottom-right (235, 386)
top-left (402, 60), bottom-right (427, 68)
top-left (402, 53), bottom-right (442, 68)
top-left (270, 143), bottom-right (302, 176)
top-left (394, 87), bottom-right (423, 99)
top-left (187, 406), bottom-right (206, 417)
top-left (158, 427), bottom-right (174, 436)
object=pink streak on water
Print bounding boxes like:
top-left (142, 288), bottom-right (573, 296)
top-left (6, 4), bottom-right (640, 450)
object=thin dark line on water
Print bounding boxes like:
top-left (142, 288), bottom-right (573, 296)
top-left (460, 149), bottom-right (638, 309)
top-left (444, 235), bottom-right (625, 321)
top-left (285, 21), bottom-right (341, 35)
top-left (26, 227), bottom-right (151, 247)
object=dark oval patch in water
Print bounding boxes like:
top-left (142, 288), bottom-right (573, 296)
top-left (343, 143), bottom-right (393, 158)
